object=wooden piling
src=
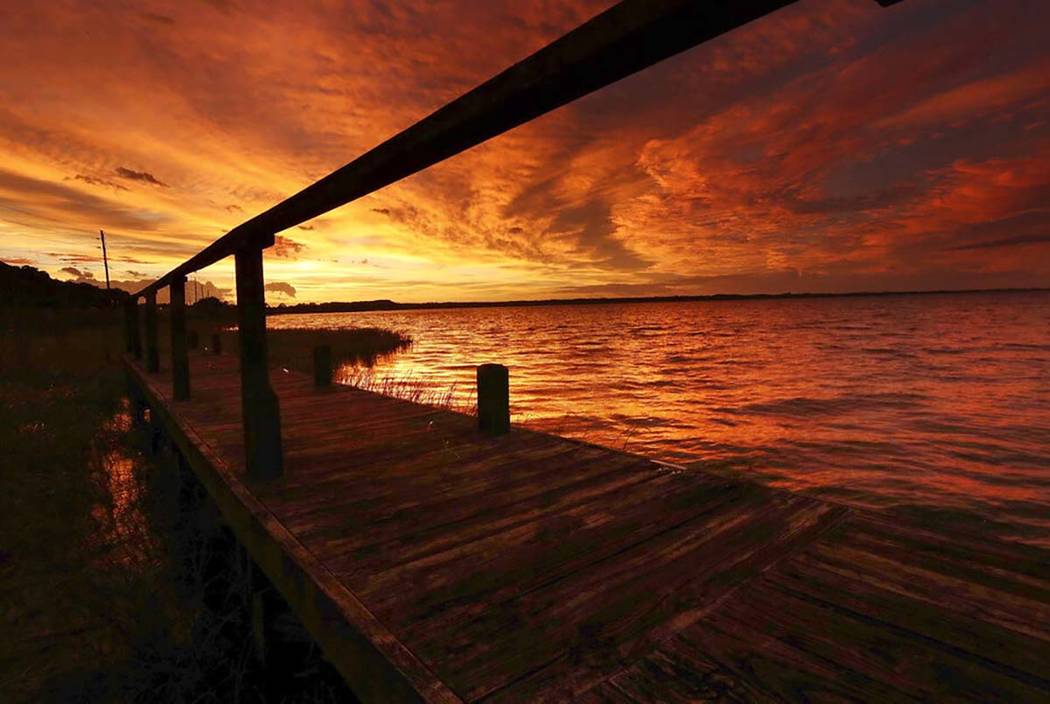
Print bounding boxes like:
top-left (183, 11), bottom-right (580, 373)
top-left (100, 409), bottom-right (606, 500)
top-left (127, 381), bottom-right (147, 426)
top-left (124, 299), bottom-right (142, 359)
top-left (144, 291), bottom-right (159, 373)
top-left (148, 404), bottom-right (163, 455)
top-left (248, 557), bottom-right (282, 669)
top-left (313, 345), bottom-right (333, 388)
top-left (123, 299), bottom-right (136, 354)
top-left (477, 363), bottom-right (510, 435)
top-left (170, 276), bottom-right (190, 401)
top-left (132, 300), bottom-right (143, 360)
top-left (235, 245), bottom-right (283, 479)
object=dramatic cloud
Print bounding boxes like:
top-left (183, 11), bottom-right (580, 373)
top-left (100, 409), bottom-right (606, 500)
top-left (114, 167), bottom-right (168, 187)
top-left (60, 266), bottom-right (93, 279)
top-left (272, 235), bottom-right (307, 258)
top-left (73, 174), bottom-right (128, 191)
top-left (264, 281), bottom-right (296, 298)
top-left (0, 0), bottom-right (1047, 301)
top-left (187, 279), bottom-right (230, 302)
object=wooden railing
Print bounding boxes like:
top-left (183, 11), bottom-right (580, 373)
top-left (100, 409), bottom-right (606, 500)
top-left (124, 0), bottom-right (901, 479)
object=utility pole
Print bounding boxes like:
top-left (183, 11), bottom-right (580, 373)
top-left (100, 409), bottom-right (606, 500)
top-left (99, 229), bottom-right (111, 290)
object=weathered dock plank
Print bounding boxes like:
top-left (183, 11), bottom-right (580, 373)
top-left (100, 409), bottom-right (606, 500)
top-left (124, 352), bottom-right (1050, 703)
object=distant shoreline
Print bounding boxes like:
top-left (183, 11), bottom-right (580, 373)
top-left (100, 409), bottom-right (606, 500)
top-left (267, 287), bottom-right (1049, 316)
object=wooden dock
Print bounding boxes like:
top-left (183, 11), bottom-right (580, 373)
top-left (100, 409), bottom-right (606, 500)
top-left (124, 351), bottom-right (1050, 703)
top-left (116, 6), bottom-right (1047, 698)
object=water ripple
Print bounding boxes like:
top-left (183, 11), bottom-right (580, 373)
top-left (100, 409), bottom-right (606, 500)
top-left (269, 292), bottom-right (1050, 547)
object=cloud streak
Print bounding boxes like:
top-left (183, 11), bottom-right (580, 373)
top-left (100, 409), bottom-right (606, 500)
top-left (60, 266), bottom-right (92, 279)
top-left (272, 235), bottom-right (306, 258)
top-left (265, 281), bottom-right (296, 297)
top-left (114, 166), bottom-right (168, 187)
top-left (0, 0), bottom-right (1047, 301)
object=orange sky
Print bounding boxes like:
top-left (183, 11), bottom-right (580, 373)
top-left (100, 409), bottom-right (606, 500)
top-left (1, 0), bottom-right (1048, 302)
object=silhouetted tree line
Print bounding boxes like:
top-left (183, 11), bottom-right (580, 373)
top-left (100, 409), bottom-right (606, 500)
top-left (190, 296), bottom-right (235, 318)
top-left (265, 288), bottom-right (1048, 317)
top-left (0, 261), bottom-right (127, 308)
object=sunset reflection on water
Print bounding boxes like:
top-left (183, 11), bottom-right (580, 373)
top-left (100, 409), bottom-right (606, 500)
top-left (270, 292), bottom-right (1050, 546)
top-left (91, 402), bottom-right (156, 567)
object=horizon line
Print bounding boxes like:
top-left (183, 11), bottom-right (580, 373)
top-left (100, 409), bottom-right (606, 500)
top-left (260, 286), bottom-right (1050, 315)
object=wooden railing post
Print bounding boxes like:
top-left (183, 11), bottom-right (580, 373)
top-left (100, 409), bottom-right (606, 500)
top-left (123, 299), bottom-right (133, 354)
top-left (235, 245), bottom-right (283, 479)
top-left (131, 298), bottom-right (143, 360)
top-left (211, 332), bottom-right (222, 355)
top-left (313, 345), bottom-right (333, 388)
top-left (145, 291), bottom-right (159, 373)
top-left (477, 363), bottom-right (510, 435)
top-left (170, 276), bottom-right (190, 400)
top-left (124, 298), bottom-right (140, 356)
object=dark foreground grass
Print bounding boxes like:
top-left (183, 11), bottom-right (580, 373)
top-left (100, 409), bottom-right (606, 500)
top-left (0, 309), bottom-right (405, 703)
top-left (0, 313), bottom-right (127, 701)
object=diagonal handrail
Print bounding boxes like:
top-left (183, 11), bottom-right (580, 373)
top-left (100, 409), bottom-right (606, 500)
top-left (133, 0), bottom-right (804, 296)
top-left (126, 0), bottom-right (903, 481)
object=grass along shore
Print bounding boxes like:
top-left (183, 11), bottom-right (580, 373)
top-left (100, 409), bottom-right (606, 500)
top-left (209, 326), bottom-right (411, 373)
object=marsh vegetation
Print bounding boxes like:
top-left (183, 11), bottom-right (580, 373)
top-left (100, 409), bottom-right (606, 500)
top-left (1, 307), bottom-right (412, 702)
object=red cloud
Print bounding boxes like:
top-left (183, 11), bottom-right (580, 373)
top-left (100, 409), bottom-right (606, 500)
top-left (0, 0), bottom-right (1047, 299)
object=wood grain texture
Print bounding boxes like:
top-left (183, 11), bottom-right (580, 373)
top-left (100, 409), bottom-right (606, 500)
top-left (125, 352), bottom-right (1050, 703)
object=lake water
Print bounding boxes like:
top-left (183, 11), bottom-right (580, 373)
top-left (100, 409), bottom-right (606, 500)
top-left (269, 292), bottom-right (1050, 547)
